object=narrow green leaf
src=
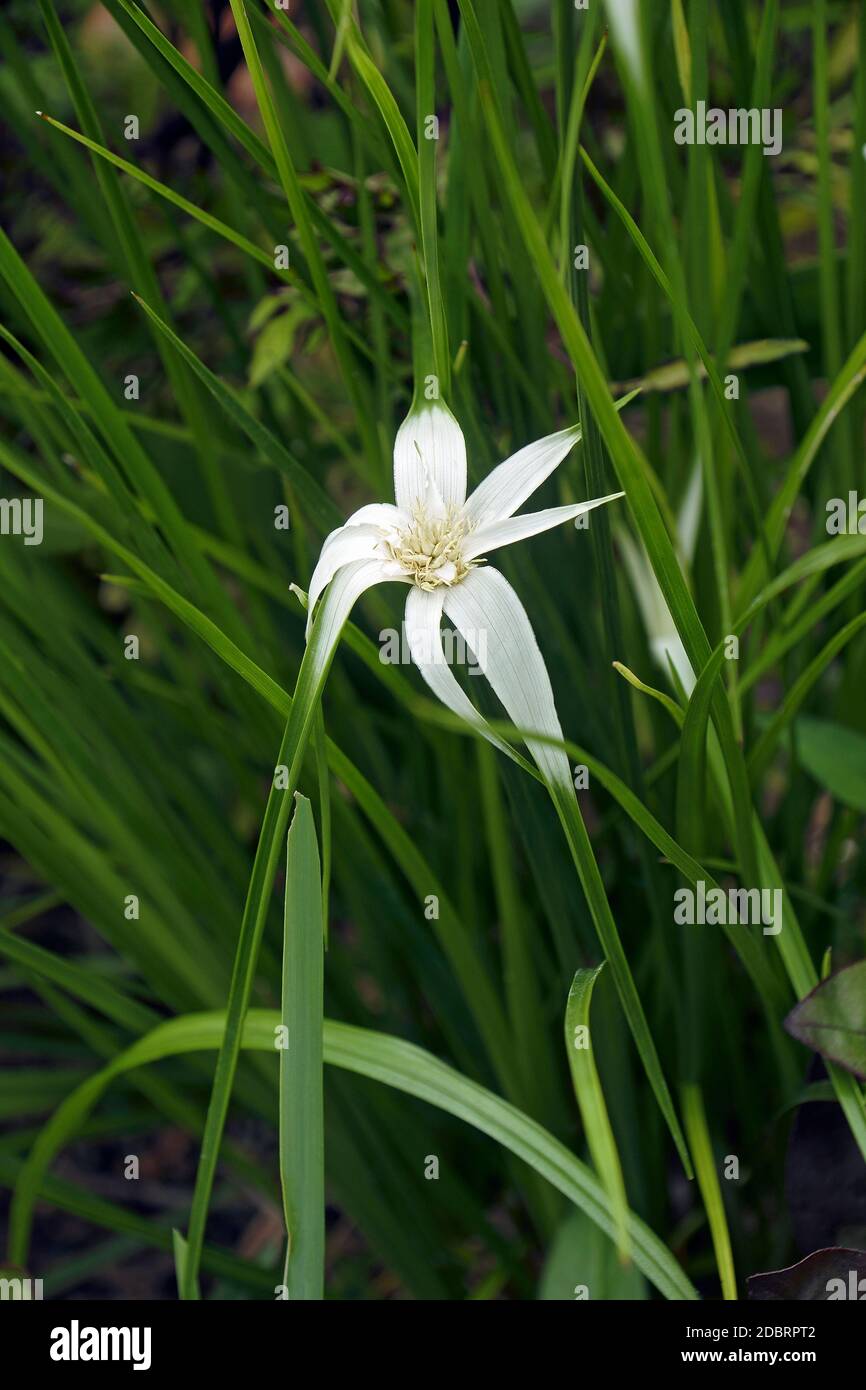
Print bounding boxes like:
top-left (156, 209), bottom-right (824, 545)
top-left (416, 0), bottom-right (450, 392)
top-left (671, 0), bottom-right (692, 105)
top-left (564, 966), bottom-right (630, 1261)
top-left (280, 795), bottom-right (325, 1300)
top-left (681, 1084), bottom-right (737, 1301)
top-left (171, 1228), bottom-right (189, 1300)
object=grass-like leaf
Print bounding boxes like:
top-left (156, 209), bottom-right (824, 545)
top-left (564, 966), bottom-right (630, 1261)
top-left (280, 795), bottom-right (325, 1300)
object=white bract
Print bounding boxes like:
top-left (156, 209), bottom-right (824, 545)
top-left (305, 399), bottom-right (624, 787)
top-left (616, 458), bottom-right (702, 697)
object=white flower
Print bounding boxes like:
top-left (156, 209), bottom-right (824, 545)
top-left (304, 398), bottom-right (624, 787)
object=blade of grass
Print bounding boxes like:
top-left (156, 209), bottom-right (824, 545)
top-left (280, 795), bottom-right (325, 1300)
top-left (813, 0), bottom-right (851, 495)
top-left (681, 1083), bottom-right (737, 1301)
top-left (416, 0), bottom-right (450, 394)
top-left (565, 966), bottom-right (630, 1262)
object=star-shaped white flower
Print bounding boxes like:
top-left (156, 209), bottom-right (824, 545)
top-left (305, 398), bottom-right (624, 786)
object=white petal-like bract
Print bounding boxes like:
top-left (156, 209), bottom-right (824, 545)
top-left (443, 567), bottom-right (571, 789)
top-left (463, 426), bottom-right (581, 527)
top-left (306, 525), bottom-right (387, 635)
top-left (463, 493), bottom-right (624, 561)
top-left (343, 501), bottom-right (408, 532)
top-left (310, 556), bottom-right (407, 653)
top-left (394, 401), bottom-right (467, 516)
top-left (404, 587), bottom-right (515, 761)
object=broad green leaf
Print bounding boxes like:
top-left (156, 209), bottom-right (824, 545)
top-left (785, 961), bottom-right (866, 1079)
top-left (249, 307), bottom-right (307, 389)
top-left (793, 717), bottom-right (866, 813)
top-left (538, 1209), bottom-right (646, 1300)
top-left (748, 615), bottom-right (866, 785)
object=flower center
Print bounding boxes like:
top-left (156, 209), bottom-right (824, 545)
top-left (385, 505), bottom-right (474, 590)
